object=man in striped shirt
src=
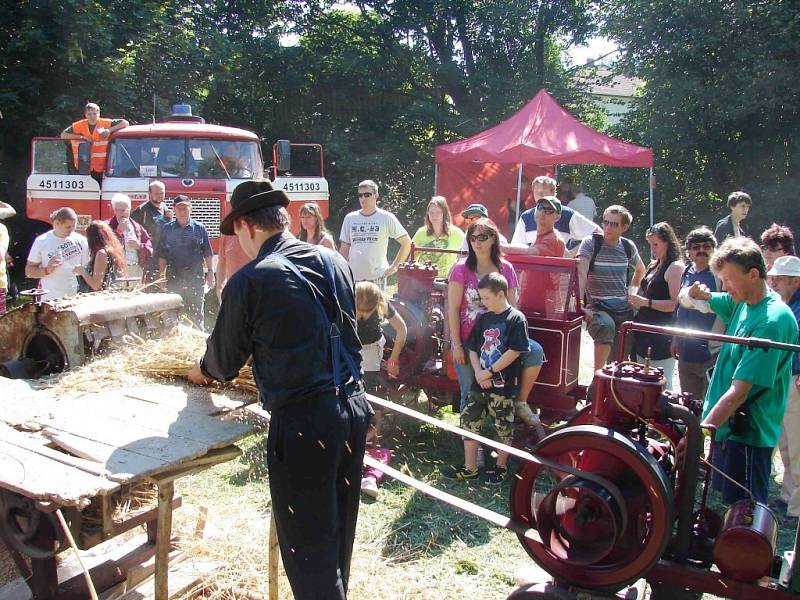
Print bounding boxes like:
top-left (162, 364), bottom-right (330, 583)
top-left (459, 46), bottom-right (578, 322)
top-left (577, 205), bottom-right (645, 370)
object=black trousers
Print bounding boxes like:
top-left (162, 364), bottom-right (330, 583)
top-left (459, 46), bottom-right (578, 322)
top-left (267, 389), bottom-right (372, 599)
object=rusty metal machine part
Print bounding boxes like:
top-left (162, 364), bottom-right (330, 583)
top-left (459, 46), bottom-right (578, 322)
top-left (0, 291), bottom-right (183, 377)
top-left (713, 499), bottom-right (779, 582)
top-left (0, 490), bottom-right (64, 559)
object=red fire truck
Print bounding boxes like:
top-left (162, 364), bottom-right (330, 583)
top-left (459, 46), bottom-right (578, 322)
top-left (26, 106), bottom-right (328, 250)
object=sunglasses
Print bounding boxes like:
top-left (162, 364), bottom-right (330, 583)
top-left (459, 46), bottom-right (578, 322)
top-left (357, 192), bottom-right (374, 198)
top-left (760, 243), bottom-right (785, 252)
top-left (689, 242), bottom-right (714, 251)
top-left (535, 205), bottom-right (556, 214)
top-left (602, 220), bottom-right (621, 228)
top-left (468, 233), bottom-right (494, 242)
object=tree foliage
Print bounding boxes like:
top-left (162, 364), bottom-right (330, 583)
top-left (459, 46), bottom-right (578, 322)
top-left (601, 0), bottom-right (800, 239)
top-left (0, 0), bottom-right (600, 243)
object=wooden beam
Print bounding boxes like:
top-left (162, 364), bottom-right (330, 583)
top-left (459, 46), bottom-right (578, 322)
top-left (154, 482), bottom-right (174, 600)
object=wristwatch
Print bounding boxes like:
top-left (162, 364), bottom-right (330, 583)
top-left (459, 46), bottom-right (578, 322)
top-left (488, 364), bottom-right (495, 374)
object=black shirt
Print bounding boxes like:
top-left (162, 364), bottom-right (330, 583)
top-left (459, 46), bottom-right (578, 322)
top-left (131, 201), bottom-right (169, 249)
top-left (357, 303), bottom-right (396, 345)
top-left (200, 232), bottom-right (362, 411)
top-left (465, 306), bottom-right (529, 396)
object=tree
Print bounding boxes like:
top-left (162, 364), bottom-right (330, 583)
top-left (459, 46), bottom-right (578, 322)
top-left (602, 0), bottom-right (800, 238)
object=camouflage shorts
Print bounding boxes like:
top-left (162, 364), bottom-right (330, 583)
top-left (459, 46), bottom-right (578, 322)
top-left (460, 390), bottom-right (515, 445)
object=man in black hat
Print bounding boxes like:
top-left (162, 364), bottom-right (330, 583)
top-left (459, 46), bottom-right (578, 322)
top-left (155, 195), bottom-right (213, 329)
top-left (187, 179), bottom-right (371, 600)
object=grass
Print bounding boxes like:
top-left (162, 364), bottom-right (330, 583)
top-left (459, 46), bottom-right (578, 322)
top-left (167, 327), bottom-right (798, 599)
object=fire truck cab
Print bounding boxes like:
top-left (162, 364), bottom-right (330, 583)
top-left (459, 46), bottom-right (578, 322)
top-left (26, 106), bottom-right (328, 250)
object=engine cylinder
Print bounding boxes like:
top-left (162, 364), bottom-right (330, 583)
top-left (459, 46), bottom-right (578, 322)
top-left (712, 499), bottom-right (777, 582)
top-left (592, 362), bottom-right (665, 430)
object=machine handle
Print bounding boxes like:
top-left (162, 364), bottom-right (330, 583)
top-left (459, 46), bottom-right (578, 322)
top-left (617, 321), bottom-right (800, 363)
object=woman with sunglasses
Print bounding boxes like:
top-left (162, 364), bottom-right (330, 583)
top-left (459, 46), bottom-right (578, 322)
top-left (298, 202), bottom-right (336, 250)
top-left (448, 218), bottom-right (519, 411)
top-left (628, 221), bottom-right (684, 388)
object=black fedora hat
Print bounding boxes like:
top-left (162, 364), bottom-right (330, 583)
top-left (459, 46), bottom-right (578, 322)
top-left (220, 180), bottom-right (290, 235)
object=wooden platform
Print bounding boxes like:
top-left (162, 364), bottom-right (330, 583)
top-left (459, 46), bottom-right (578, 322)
top-left (0, 381), bottom-right (255, 507)
top-left (0, 378), bottom-right (258, 599)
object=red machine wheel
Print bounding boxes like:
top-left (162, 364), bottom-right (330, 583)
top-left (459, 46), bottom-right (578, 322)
top-left (510, 425), bottom-right (672, 591)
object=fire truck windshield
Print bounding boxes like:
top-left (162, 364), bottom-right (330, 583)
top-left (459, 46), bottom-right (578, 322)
top-left (106, 138), bottom-right (262, 179)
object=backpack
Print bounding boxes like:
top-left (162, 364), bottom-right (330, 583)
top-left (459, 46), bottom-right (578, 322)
top-left (588, 233), bottom-right (636, 286)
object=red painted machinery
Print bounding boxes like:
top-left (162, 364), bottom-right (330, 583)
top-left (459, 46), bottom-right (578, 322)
top-left (377, 250), bottom-right (800, 598)
top-left (388, 247), bottom-right (584, 420)
top-left (508, 322), bottom-right (800, 599)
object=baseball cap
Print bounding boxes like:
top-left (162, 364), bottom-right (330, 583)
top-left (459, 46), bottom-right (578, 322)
top-left (767, 255), bottom-right (800, 277)
top-left (461, 203), bottom-right (489, 219)
top-left (537, 196), bottom-right (562, 214)
top-left (173, 195), bottom-right (191, 208)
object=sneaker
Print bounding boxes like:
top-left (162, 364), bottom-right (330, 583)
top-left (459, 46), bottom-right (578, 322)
top-left (441, 465), bottom-right (479, 481)
top-left (476, 446), bottom-right (486, 469)
top-left (485, 466), bottom-right (508, 485)
top-left (361, 476), bottom-right (379, 498)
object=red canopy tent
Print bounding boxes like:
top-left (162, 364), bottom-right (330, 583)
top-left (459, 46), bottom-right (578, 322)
top-left (435, 89), bottom-right (654, 235)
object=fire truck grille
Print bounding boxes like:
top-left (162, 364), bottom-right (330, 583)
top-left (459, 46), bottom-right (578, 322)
top-left (165, 197), bottom-right (221, 238)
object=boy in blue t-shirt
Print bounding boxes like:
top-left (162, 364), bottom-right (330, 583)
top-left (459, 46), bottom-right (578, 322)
top-left (442, 272), bottom-right (530, 484)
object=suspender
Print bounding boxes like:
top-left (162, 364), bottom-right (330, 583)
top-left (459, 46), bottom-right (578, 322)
top-left (266, 249), bottom-right (362, 392)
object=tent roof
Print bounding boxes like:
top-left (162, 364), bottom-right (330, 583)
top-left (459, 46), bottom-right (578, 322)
top-left (435, 89), bottom-right (653, 168)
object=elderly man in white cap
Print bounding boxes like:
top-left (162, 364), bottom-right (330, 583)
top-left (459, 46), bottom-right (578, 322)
top-left (768, 254), bottom-right (800, 520)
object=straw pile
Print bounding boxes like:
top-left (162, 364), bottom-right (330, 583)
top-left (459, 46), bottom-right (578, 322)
top-left (131, 325), bottom-right (259, 394)
top-left (39, 324), bottom-right (257, 396)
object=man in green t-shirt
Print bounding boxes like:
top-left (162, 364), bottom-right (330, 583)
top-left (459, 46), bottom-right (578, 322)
top-left (687, 237), bottom-right (798, 503)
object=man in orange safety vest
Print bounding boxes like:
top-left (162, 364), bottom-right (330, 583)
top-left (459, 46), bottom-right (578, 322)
top-left (60, 102), bottom-right (129, 182)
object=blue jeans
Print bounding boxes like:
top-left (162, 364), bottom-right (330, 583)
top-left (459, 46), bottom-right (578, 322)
top-left (455, 361), bottom-right (474, 412)
top-left (711, 439), bottom-right (772, 504)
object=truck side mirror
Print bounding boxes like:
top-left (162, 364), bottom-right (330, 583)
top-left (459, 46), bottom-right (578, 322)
top-left (276, 140), bottom-right (291, 172)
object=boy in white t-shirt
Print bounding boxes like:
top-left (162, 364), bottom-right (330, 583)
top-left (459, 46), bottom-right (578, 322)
top-left (26, 207), bottom-right (89, 301)
top-left (338, 179), bottom-right (411, 283)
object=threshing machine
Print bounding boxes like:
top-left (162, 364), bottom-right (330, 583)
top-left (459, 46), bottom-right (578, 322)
top-left (368, 247), bottom-right (800, 599)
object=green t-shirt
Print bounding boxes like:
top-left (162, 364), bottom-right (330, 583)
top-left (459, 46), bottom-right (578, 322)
top-left (702, 290), bottom-right (798, 447)
top-left (411, 226), bottom-right (465, 277)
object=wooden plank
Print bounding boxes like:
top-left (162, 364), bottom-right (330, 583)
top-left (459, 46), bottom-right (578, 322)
top-left (48, 393), bottom-right (252, 446)
top-left (0, 422), bottom-right (111, 479)
top-left (42, 428), bottom-right (168, 481)
top-left (40, 412), bottom-right (232, 465)
top-left (146, 446), bottom-right (242, 485)
top-left (0, 442), bottom-right (118, 505)
top-left (0, 386), bottom-right (56, 428)
top-left (120, 384), bottom-right (251, 413)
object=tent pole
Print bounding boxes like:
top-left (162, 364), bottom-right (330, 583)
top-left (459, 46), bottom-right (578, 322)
top-left (434, 163), bottom-right (439, 195)
top-left (649, 167), bottom-right (654, 226)
top-left (515, 163), bottom-right (523, 224)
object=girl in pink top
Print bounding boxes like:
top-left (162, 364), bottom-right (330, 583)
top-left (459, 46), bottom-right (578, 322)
top-left (447, 218), bottom-right (518, 409)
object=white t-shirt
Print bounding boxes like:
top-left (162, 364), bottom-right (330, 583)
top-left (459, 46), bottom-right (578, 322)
top-left (27, 230), bottom-right (89, 300)
top-left (339, 208), bottom-right (409, 281)
top-left (568, 193), bottom-right (597, 221)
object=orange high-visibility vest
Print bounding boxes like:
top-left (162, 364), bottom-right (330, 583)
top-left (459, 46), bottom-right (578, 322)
top-left (70, 118), bottom-right (113, 173)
